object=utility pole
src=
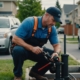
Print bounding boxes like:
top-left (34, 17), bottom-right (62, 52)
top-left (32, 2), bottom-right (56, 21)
top-left (72, 0), bottom-right (75, 39)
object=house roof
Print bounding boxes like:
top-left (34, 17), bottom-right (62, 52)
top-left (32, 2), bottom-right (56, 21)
top-left (63, 4), bottom-right (77, 14)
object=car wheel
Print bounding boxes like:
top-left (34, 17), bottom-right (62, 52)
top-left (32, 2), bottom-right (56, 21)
top-left (9, 39), bottom-right (12, 54)
top-left (7, 39), bottom-right (12, 55)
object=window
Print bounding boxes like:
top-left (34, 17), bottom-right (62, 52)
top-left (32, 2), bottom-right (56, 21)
top-left (0, 19), bottom-right (10, 28)
top-left (0, 2), bottom-right (3, 8)
top-left (75, 10), bottom-right (78, 17)
top-left (66, 15), bottom-right (68, 17)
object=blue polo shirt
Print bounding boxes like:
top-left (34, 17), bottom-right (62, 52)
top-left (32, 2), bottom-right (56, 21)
top-left (15, 16), bottom-right (59, 45)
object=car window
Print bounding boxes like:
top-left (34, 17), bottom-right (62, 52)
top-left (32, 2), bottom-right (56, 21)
top-left (9, 18), bottom-right (14, 26)
top-left (14, 18), bottom-right (21, 25)
top-left (9, 17), bottom-right (15, 25)
top-left (0, 19), bottom-right (10, 28)
top-left (11, 18), bottom-right (20, 25)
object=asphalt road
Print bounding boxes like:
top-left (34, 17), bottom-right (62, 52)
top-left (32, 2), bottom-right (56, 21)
top-left (0, 55), bottom-right (12, 59)
top-left (60, 42), bottom-right (80, 60)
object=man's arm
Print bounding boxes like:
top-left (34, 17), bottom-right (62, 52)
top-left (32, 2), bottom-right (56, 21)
top-left (12, 35), bottom-right (43, 54)
top-left (12, 35), bottom-right (33, 51)
top-left (52, 43), bottom-right (61, 54)
top-left (50, 43), bottom-right (61, 59)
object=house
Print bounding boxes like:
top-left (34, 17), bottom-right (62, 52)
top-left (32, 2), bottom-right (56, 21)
top-left (64, 1), bottom-right (80, 35)
top-left (61, 4), bottom-right (77, 26)
top-left (0, 0), bottom-right (17, 16)
top-left (68, 7), bottom-right (78, 25)
top-left (60, 4), bottom-right (78, 35)
top-left (65, 1), bottom-right (80, 35)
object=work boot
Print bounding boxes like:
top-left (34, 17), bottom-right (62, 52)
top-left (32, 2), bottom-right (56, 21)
top-left (14, 76), bottom-right (22, 80)
top-left (29, 70), bottom-right (48, 80)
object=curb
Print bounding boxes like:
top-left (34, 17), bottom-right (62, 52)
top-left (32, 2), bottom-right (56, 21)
top-left (67, 52), bottom-right (80, 63)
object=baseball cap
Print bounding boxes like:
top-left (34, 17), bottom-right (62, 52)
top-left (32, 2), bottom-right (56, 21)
top-left (46, 7), bottom-right (62, 24)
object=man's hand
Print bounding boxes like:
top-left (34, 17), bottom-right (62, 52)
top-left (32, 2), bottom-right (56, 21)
top-left (32, 46), bottom-right (43, 54)
top-left (50, 52), bottom-right (59, 61)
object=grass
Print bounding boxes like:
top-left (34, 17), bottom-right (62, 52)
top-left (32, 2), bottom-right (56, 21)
top-left (66, 38), bottom-right (78, 44)
top-left (60, 37), bottom-right (78, 44)
top-left (60, 37), bottom-right (78, 41)
top-left (67, 42), bottom-right (78, 44)
top-left (66, 38), bottom-right (78, 41)
top-left (0, 56), bottom-right (80, 80)
top-left (68, 56), bottom-right (80, 65)
top-left (0, 60), bottom-right (35, 80)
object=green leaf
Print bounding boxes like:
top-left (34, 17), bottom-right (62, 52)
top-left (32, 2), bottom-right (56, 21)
top-left (16, 0), bottom-right (45, 22)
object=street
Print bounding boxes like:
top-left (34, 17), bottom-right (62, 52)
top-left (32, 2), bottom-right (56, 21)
top-left (60, 42), bottom-right (80, 59)
top-left (0, 55), bottom-right (12, 59)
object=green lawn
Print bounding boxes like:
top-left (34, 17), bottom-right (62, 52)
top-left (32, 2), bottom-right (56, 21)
top-left (0, 60), bottom-right (35, 80)
top-left (0, 56), bottom-right (80, 80)
top-left (66, 38), bottom-right (78, 44)
top-left (68, 56), bottom-right (80, 65)
top-left (61, 38), bottom-right (78, 41)
top-left (60, 38), bottom-right (78, 44)
top-left (66, 38), bottom-right (78, 41)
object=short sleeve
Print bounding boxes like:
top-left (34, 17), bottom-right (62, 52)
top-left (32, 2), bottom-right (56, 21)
top-left (15, 17), bottom-right (34, 40)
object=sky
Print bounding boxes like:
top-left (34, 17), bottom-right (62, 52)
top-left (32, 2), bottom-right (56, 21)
top-left (41, 0), bottom-right (79, 9)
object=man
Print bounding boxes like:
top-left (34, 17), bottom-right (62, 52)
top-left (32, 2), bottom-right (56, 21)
top-left (12, 7), bottom-right (62, 80)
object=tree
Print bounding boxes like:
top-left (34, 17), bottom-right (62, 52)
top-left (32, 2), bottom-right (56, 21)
top-left (16, 0), bottom-right (45, 22)
top-left (55, 0), bottom-right (62, 28)
top-left (55, 0), bottom-right (61, 12)
top-left (55, 22), bottom-right (60, 29)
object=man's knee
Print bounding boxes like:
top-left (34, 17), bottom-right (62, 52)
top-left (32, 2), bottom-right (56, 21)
top-left (12, 46), bottom-right (25, 56)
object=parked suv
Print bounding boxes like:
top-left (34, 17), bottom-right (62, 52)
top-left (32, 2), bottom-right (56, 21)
top-left (0, 16), bottom-right (20, 54)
